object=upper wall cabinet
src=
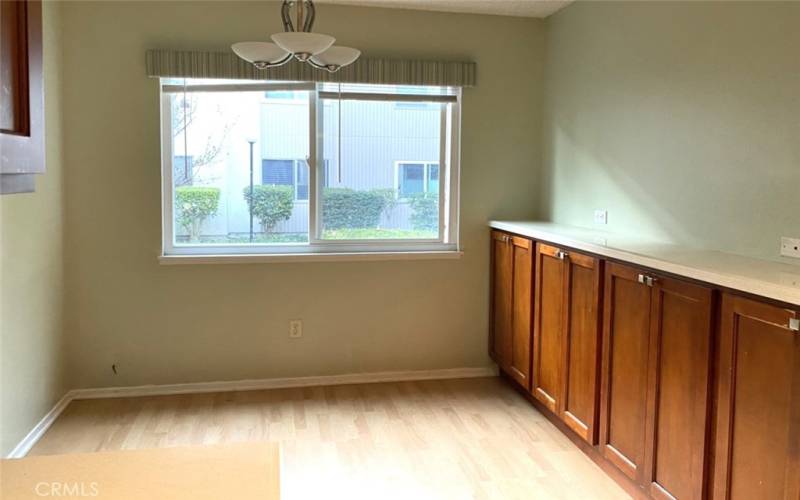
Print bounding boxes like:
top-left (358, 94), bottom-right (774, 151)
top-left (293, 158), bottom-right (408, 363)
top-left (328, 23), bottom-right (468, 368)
top-left (713, 293), bottom-right (800, 500)
top-left (491, 230), bottom-right (534, 389)
top-left (1, 0), bottom-right (44, 194)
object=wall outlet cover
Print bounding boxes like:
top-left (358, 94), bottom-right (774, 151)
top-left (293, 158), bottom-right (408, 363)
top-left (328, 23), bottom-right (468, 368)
top-left (780, 237), bottom-right (800, 259)
top-left (289, 319), bottom-right (303, 338)
top-left (594, 209), bottom-right (608, 225)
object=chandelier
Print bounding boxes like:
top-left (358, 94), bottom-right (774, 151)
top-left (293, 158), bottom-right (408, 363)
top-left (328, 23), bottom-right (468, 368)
top-left (232, 0), bottom-right (361, 73)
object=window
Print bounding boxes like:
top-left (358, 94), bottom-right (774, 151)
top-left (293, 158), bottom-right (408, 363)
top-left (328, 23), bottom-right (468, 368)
top-left (161, 79), bottom-right (460, 256)
top-left (262, 159), bottom-right (308, 201)
top-left (396, 162), bottom-right (439, 198)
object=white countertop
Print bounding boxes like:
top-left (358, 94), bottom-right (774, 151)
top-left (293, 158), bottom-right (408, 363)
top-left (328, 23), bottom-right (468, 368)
top-left (490, 221), bottom-right (800, 307)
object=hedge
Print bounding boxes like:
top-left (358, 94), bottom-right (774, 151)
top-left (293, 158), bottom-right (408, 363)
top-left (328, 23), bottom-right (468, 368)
top-left (322, 188), bottom-right (387, 230)
top-left (243, 185), bottom-right (294, 233)
top-left (409, 192), bottom-right (439, 231)
top-left (175, 186), bottom-right (221, 242)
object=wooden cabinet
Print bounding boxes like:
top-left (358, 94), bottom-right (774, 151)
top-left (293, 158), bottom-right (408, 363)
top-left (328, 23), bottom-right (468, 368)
top-left (532, 243), bottom-right (566, 411)
top-left (600, 263), bottom-right (714, 499)
top-left (488, 230), bottom-right (800, 500)
top-left (643, 274), bottom-right (713, 500)
top-left (600, 262), bottom-right (653, 481)
top-left (712, 294), bottom-right (800, 500)
top-left (532, 243), bottom-right (602, 443)
top-left (491, 231), bottom-right (513, 370)
top-left (1, 0), bottom-right (44, 194)
top-left (490, 230), bottom-right (534, 388)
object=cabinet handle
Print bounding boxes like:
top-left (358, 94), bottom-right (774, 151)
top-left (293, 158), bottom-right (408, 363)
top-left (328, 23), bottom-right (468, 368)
top-left (637, 274), bottom-right (657, 287)
top-left (790, 318), bottom-right (800, 332)
top-left (557, 251), bottom-right (569, 260)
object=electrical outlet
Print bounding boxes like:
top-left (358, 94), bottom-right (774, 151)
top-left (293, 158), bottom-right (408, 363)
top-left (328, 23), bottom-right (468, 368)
top-left (594, 209), bottom-right (608, 225)
top-left (780, 237), bottom-right (800, 259)
top-left (289, 319), bottom-right (303, 338)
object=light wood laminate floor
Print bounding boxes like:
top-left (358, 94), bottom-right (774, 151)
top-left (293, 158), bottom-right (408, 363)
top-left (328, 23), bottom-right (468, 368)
top-left (30, 377), bottom-right (629, 499)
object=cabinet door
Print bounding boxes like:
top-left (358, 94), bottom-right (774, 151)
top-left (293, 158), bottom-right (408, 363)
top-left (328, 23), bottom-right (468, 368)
top-left (560, 251), bottom-right (602, 444)
top-left (508, 235), bottom-right (534, 387)
top-left (712, 294), bottom-right (800, 500)
top-left (599, 262), bottom-right (652, 482)
top-left (1, 0), bottom-right (44, 193)
top-left (490, 230), bottom-right (513, 370)
top-left (532, 243), bottom-right (566, 412)
top-left (643, 276), bottom-right (713, 500)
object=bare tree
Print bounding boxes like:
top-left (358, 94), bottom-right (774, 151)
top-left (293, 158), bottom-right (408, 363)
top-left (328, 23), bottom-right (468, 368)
top-left (172, 96), bottom-right (235, 186)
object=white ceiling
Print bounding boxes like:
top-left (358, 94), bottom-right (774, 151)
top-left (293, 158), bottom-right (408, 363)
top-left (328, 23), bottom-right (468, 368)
top-left (315, 0), bottom-right (573, 18)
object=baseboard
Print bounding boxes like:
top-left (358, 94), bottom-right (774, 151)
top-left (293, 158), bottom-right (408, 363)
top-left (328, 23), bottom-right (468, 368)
top-left (69, 366), bottom-right (498, 400)
top-left (7, 393), bottom-right (73, 459)
top-left (8, 366), bottom-right (498, 458)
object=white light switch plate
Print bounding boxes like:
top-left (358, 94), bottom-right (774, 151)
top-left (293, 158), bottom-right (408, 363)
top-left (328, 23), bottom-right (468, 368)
top-left (594, 210), bottom-right (608, 225)
top-left (780, 237), bottom-right (800, 259)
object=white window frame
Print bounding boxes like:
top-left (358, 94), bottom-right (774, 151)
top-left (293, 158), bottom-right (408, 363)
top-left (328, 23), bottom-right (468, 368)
top-left (160, 80), bottom-right (461, 257)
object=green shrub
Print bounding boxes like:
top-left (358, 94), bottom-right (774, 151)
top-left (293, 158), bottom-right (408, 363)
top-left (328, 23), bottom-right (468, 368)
top-left (175, 186), bottom-right (221, 242)
top-left (409, 192), bottom-right (439, 231)
top-left (371, 188), bottom-right (398, 227)
top-left (322, 188), bottom-right (387, 230)
top-left (243, 185), bottom-right (294, 233)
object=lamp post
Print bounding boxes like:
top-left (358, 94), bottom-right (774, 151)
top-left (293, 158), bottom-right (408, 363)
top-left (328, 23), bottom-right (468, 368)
top-left (247, 139), bottom-right (256, 243)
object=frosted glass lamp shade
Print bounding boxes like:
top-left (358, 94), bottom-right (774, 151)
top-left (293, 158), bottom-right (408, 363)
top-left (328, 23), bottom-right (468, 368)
top-left (271, 32), bottom-right (335, 59)
top-left (232, 42), bottom-right (289, 68)
top-left (310, 46), bottom-right (361, 70)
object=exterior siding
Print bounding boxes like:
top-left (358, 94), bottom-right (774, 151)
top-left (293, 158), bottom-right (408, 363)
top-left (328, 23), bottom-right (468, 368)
top-left (175, 92), bottom-right (441, 238)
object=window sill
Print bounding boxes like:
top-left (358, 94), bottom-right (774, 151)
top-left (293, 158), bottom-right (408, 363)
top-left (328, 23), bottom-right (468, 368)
top-left (158, 250), bottom-right (464, 265)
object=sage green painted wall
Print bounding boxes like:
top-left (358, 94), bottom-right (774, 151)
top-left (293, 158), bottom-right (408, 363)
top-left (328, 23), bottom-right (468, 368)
top-left (0, 2), bottom-right (66, 456)
top-left (60, 2), bottom-right (544, 388)
top-left (542, 1), bottom-right (800, 265)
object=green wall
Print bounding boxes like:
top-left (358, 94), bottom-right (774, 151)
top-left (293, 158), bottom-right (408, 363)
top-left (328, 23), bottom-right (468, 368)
top-left (542, 1), bottom-right (800, 264)
top-left (0, 2), bottom-right (66, 456)
top-left (6, 1), bottom-right (800, 454)
top-left (59, 2), bottom-right (544, 389)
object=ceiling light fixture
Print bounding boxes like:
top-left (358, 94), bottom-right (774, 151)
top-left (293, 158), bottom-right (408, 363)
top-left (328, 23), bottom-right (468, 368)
top-left (232, 1), bottom-right (361, 73)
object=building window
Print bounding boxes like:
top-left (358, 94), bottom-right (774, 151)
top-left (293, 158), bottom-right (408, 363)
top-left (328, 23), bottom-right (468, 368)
top-left (160, 79), bottom-right (460, 256)
top-left (396, 162), bottom-right (439, 198)
top-left (262, 159), bottom-right (308, 201)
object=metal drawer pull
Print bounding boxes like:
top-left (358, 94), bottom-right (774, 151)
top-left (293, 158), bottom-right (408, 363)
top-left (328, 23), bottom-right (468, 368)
top-left (557, 251), bottom-right (569, 260)
top-left (637, 274), bottom-right (657, 287)
top-left (790, 318), bottom-right (800, 332)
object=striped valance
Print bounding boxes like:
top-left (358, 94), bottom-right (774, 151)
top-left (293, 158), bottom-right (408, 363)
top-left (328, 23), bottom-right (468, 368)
top-left (145, 49), bottom-right (476, 87)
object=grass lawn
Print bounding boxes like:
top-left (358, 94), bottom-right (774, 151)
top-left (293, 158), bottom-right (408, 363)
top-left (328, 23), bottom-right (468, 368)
top-left (321, 228), bottom-right (437, 240)
top-left (178, 228), bottom-right (437, 245)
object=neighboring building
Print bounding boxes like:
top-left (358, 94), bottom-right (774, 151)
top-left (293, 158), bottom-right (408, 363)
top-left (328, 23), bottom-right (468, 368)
top-left (174, 90), bottom-right (441, 239)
